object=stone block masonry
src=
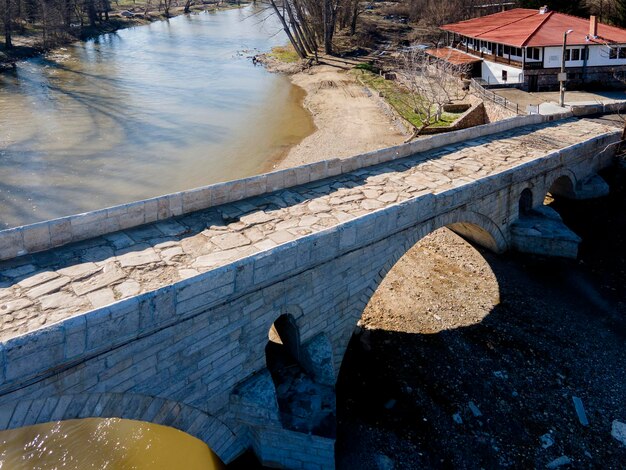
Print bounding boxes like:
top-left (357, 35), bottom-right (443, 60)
top-left (0, 111), bottom-right (570, 262)
top-left (0, 115), bottom-right (619, 468)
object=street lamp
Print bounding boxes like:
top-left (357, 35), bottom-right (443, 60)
top-left (559, 29), bottom-right (574, 107)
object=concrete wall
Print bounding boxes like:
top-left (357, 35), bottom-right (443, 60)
top-left (0, 128), bottom-right (618, 468)
top-left (0, 113), bottom-right (561, 262)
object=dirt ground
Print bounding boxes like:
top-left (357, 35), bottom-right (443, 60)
top-left (273, 65), bottom-right (407, 170)
top-left (335, 165), bottom-right (626, 469)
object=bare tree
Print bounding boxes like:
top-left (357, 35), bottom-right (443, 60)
top-left (3, 0), bottom-right (13, 48)
top-left (160, 0), bottom-right (174, 17)
top-left (344, 0), bottom-right (373, 36)
top-left (262, 0), bottom-right (366, 57)
top-left (396, 46), bottom-right (471, 139)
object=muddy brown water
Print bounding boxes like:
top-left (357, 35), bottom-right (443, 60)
top-left (0, 418), bottom-right (224, 469)
top-left (0, 6), bottom-right (314, 229)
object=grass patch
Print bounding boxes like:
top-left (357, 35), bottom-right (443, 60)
top-left (353, 69), bottom-right (462, 129)
top-left (269, 45), bottom-right (300, 63)
top-left (354, 62), bottom-right (378, 73)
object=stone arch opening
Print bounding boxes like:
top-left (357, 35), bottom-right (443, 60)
top-left (447, 222), bottom-right (502, 253)
top-left (332, 212), bottom-right (505, 375)
top-left (444, 210), bottom-right (507, 254)
top-left (266, 313), bottom-right (301, 364)
top-left (336, 225), bottom-right (502, 465)
top-left (545, 174), bottom-right (576, 203)
top-left (265, 315), bottom-right (336, 438)
top-left (354, 225), bottom-right (501, 339)
top-left (519, 188), bottom-right (534, 215)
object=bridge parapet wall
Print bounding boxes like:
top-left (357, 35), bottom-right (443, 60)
top-left (0, 113), bottom-right (567, 261)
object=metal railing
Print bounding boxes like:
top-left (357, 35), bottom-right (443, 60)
top-left (470, 78), bottom-right (525, 115)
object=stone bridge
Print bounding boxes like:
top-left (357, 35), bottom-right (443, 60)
top-left (0, 113), bottom-right (621, 468)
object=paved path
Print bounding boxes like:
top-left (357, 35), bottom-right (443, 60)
top-left (493, 88), bottom-right (626, 115)
top-left (0, 118), bottom-right (617, 342)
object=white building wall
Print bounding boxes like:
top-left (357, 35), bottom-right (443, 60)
top-left (543, 44), bottom-right (626, 68)
top-left (481, 61), bottom-right (523, 85)
top-left (586, 44), bottom-right (626, 66)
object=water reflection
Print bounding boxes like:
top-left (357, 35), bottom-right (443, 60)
top-left (0, 418), bottom-right (224, 469)
top-left (0, 6), bottom-right (314, 228)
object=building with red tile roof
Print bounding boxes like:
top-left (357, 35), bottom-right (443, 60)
top-left (438, 7), bottom-right (626, 91)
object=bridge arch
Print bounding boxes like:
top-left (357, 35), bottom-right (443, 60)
top-left (344, 209), bottom-right (505, 340)
top-left (543, 171), bottom-right (577, 201)
top-left (267, 312), bottom-right (302, 363)
top-left (331, 207), bottom-right (506, 406)
top-left (438, 210), bottom-right (507, 254)
top-left (519, 187), bottom-right (534, 215)
top-left (0, 393), bottom-right (243, 463)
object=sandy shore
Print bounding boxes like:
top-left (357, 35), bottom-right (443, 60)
top-left (273, 65), bottom-right (407, 170)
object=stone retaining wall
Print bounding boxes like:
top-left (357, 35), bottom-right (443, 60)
top-left (570, 101), bottom-right (626, 117)
top-left (0, 112), bottom-right (572, 262)
top-left (421, 102), bottom-right (487, 134)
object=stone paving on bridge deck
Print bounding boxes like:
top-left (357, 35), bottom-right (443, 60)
top-left (0, 118), bottom-right (616, 341)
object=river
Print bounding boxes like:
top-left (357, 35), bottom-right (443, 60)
top-left (0, 6), bottom-right (314, 229)
top-left (0, 418), bottom-right (224, 469)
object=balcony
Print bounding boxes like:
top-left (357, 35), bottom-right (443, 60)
top-left (480, 52), bottom-right (523, 68)
top-left (450, 42), bottom-right (543, 70)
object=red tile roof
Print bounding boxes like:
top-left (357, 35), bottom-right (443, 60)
top-left (441, 8), bottom-right (626, 47)
top-left (424, 47), bottom-right (482, 65)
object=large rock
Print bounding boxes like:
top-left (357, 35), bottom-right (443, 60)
top-left (612, 420), bottom-right (626, 447)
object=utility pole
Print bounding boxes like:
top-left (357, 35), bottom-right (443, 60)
top-left (559, 29), bottom-right (573, 108)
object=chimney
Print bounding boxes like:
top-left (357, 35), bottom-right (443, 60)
top-left (589, 15), bottom-right (598, 37)
top-left (539, 5), bottom-right (549, 14)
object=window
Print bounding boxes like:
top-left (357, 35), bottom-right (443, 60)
top-left (527, 47), bottom-right (541, 60)
top-left (619, 48), bottom-right (626, 59)
top-left (566, 47), bottom-right (587, 61)
top-left (497, 44), bottom-right (504, 56)
top-left (610, 47), bottom-right (618, 59)
top-left (502, 70), bottom-right (508, 81)
top-left (504, 45), bottom-right (510, 55)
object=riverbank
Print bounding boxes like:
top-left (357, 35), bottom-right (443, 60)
top-left (0, 1), bottom-right (245, 65)
top-left (271, 64), bottom-right (407, 170)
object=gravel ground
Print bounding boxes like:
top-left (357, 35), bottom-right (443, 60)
top-left (335, 165), bottom-right (626, 469)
